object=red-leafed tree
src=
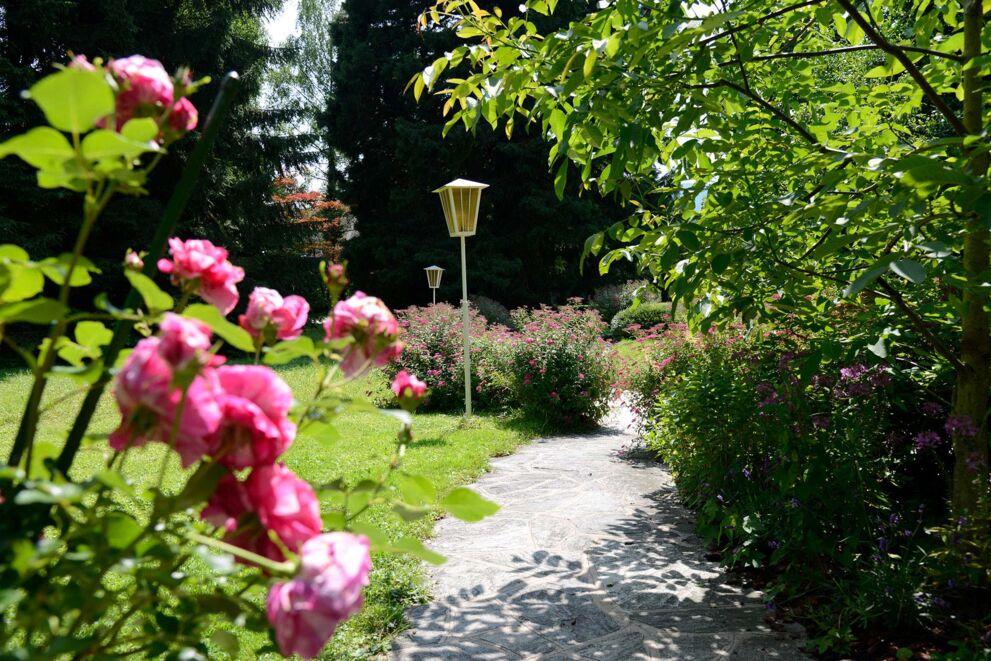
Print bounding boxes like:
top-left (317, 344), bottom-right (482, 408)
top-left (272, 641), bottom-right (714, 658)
top-left (272, 176), bottom-right (351, 261)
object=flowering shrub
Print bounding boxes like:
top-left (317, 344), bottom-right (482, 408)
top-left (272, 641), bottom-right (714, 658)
top-left (0, 57), bottom-right (498, 659)
top-left (631, 326), bottom-right (977, 652)
top-left (609, 302), bottom-right (674, 338)
top-left (507, 303), bottom-right (613, 428)
top-left (390, 303), bottom-right (508, 410)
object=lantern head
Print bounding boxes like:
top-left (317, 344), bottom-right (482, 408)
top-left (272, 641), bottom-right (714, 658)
top-left (425, 265), bottom-right (444, 289)
top-left (433, 178), bottom-right (488, 237)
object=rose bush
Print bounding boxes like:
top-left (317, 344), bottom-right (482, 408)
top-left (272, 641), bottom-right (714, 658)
top-left (0, 56), bottom-right (498, 659)
top-left (389, 301), bottom-right (614, 429)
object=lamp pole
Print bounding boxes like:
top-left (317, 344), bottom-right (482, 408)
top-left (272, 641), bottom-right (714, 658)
top-left (459, 235), bottom-right (471, 416)
top-left (433, 179), bottom-right (488, 418)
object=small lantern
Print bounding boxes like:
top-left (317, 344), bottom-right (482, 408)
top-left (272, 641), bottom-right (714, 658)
top-left (425, 265), bottom-right (444, 305)
top-left (432, 179), bottom-right (489, 237)
top-left (425, 265), bottom-right (444, 289)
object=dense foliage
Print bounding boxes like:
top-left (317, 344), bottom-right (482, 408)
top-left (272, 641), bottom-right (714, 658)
top-left (609, 302), bottom-right (674, 338)
top-left (416, 0), bottom-right (991, 517)
top-left (627, 327), bottom-right (989, 655)
top-left (0, 0), bottom-right (320, 305)
top-left (389, 302), bottom-right (613, 428)
top-left (320, 0), bottom-right (628, 308)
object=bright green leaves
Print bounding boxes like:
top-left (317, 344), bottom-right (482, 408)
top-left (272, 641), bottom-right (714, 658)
top-left (40, 254), bottom-right (100, 287)
top-left (124, 271), bottom-right (174, 313)
top-left (183, 303), bottom-right (254, 352)
top-left (264, 336), bottom-right (318, 365)
top-left (889, 260), bottom-right (926, 284)
top-left (440, 487), bottom-right (500, 522)
top-left (0, 128), bottom-right (74, 169)
top-left (2, 69), bottom-right (160, 192)
top-left (0, 245), bottom-right (45, 303)
top-left (24, 68), bottom-right (114, 135)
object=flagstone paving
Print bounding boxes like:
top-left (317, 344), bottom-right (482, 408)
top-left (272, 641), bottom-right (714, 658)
top-left (391, 408), bottom-right (809, 660)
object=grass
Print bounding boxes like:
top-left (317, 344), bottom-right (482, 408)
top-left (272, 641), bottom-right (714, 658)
top-left (0, 362), bottom-right (536, 659)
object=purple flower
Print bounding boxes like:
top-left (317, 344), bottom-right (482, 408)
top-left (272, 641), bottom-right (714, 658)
top-left (839, 364), bottom-right (868, 381)
top-left (788, 497), bottom-right (801, 508)
top-left (933, 596), bottom-right (951, 610)
top-left (889, 513), bottom-right (901, 525)
top-left (767, 540), bottom-right (781, 550)
top-left (914, 431), bottom-right (943, 450)
top-left (945, 414), bottom-right (979, 438)
top-left (742, 467), bottom-right (752, 480)
top-left (922, 401), bottom-right (943, 417)
top-left (879, 537), bottom-right (890, 552)
top-left (966, 453), bottom-right (985, 472)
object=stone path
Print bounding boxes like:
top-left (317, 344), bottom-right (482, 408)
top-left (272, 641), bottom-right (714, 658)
top-left (391, 408), bottom-right (808, 660)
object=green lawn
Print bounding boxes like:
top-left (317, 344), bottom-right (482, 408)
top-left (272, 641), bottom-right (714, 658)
top-left (0, 363), bottom-right (535, 658)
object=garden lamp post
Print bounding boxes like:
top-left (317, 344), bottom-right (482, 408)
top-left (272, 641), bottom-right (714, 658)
top-left (433, 178), bottom-right (488, 417)
top-left (424, 265), bottom-right (444, 305)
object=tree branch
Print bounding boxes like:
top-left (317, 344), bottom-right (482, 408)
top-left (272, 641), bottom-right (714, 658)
top-left (699, 0), bottom-right (825, 46)
top-left (834, 0), bottom-right (966, 135)
top-left (719, 44), bottom-right (963, 66)
top-left (688, 80), bottom-right (823, 146)
top-left (877, 277), bottom-right (966, 371)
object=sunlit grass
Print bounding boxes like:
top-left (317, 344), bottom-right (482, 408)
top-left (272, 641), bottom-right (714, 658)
top-left (0, 362), bottom-right (535, 658)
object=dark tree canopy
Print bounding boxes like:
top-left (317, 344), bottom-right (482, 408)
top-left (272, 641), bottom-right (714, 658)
top-left (0, 0), bottom-right (324, 309)
top-left (321, 0), bottom-right (626, 309)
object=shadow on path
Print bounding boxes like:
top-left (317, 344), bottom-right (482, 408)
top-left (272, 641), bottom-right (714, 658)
top-left (391, 409), bottom-right (808, 660)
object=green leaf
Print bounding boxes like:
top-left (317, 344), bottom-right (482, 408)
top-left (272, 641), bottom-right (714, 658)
top-left (395, 473), bottom-right (437, 505)
top-left (75, 321), bottom-right (113, 348)
top-left (867, 336), bottom-right (887, 358)
top-left (124, 270), bottom-right (174, 312)
top-left (390, 537), bottom-right (447, 565)
top-left (264, 336), bottom-right (317, 365)
top-left (25, 68), bottom-right (114, 134)
top-left (105, 512), bottom-right (143, 549)
top-left (0, 298), bottom-right (68, 324)
top-left (553, 160), bottom-right (568, 199)
top-left (210, 630), bottom-right (240, 657)
top-left (844, 257), bottom-right (896, 297)
top-left (0, 127), bottom-right (74, 170)
top-left (184, 303), bottom-right (254, 352)
top-left (40, 254), bottom-right (100, 287)
top-left (0, 263), bottom-right (45, 303)
top-left (889, 260), bottom-right (926, 284)
top-left (121, 117), bottom-right (160, 143)
top-left (81, 128), bottom-right (162, 162)
top-left (711, 253), bottom-right (731, 275)
top-left (440, 487), bottom-right (499, 522)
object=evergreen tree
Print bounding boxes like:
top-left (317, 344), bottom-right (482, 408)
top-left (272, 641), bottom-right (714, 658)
top-left (321, 0), bottom-right (625, 309)
top-left (0, 0), bottom-right (321, 308)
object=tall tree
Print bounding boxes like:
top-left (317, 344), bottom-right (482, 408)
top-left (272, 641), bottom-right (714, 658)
top-left (0, 0), bottom-right (320, 308)
top-left (417, 0), bottom-right (991, 516)
top-left (320, 0), bottom-right (626, 309)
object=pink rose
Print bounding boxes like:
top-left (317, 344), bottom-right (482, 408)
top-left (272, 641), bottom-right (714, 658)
top-left (157, 312), bottom-right (215, 371)
top-left (323, 292), bottom-right (402, 377)
top-left (107, 55), bottom-right (174, 129)
top-left (390, 370), bottom-right (427, 411)
top-left (239, 287), bottom-right (310, 341)
top-left (167, 97), bottom-right (198, 134)
top-left (109, 337), bottom-right (222, 466)
top-left (157, 237), bottom-right (245, 314)
top-left (266, 533), bottom-right (371, 658)
top-left (203, 464), bottom-right (322, 563)
top-left (209, 365), bottom-right (296, 468)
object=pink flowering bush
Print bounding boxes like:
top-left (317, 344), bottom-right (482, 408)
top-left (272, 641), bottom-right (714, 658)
top-left (389, 303), bottom-right (506, 410)
top-left (507, 303), bottom-right (613, 428)
top-left (389, 301), bottom-right (613, 428)
top-left (0, 58), bottom-right (499, 660)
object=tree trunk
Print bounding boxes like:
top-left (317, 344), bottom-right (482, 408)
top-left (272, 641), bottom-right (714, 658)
top-left (951, 0), bottom-right (990, 517)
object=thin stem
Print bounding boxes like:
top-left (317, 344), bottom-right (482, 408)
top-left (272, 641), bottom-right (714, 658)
top-left (186, 531), bottom-right (296, 575)
top-left (719, 43), bottom-right (964, 65)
